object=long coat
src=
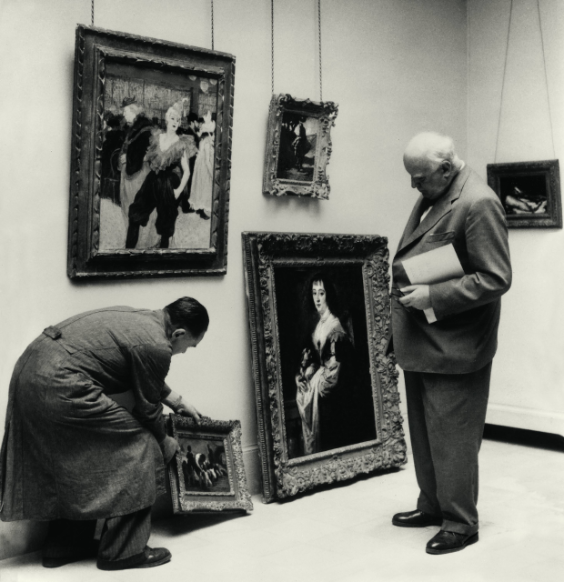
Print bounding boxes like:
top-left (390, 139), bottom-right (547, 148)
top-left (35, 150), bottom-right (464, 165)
top-left (391, 165), bottom-right (512, 374)
top-left (0, 307), bottom-right (172, 522)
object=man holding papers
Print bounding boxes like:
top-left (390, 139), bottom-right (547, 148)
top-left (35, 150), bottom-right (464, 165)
top-left (390, 132), bottom-right (511, 555)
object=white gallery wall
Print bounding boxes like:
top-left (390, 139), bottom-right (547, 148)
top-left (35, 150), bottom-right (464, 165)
top-left (0, 0), bottom-right (468, 560)
top-left (467, 0), bottom-right (564, 434)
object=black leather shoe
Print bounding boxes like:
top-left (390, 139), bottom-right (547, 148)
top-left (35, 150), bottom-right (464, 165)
top-left (98, 546), bottom-right (171, 570)
top-left (426, 530), bottom-right (479, 555)
top-left (42, 541), bottom-right (98, 568)
top-left (392, 510), bottom-right (442, 528)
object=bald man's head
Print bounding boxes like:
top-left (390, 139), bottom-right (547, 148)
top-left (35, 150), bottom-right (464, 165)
top-left (403, 132), bottom-right (464, 201)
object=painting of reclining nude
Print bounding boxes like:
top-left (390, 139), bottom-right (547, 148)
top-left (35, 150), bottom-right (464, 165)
top-left (99, 73), bottom-right (217, 251)
top-left (167, 415), bottom-right (253, 514)
top-left (487, 160), bottom-right (562, 228)
top-left (67, 26), bottom-right (234, 278)
top-left (242, 232), bottom-right (407, 502)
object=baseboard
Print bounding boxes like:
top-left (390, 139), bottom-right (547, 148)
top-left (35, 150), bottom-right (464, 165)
top-left (486, 403), bottom-right (564, 438)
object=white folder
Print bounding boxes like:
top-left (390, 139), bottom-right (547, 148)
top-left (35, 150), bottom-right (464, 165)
top-left (401, 244), bottom-right (464, 323)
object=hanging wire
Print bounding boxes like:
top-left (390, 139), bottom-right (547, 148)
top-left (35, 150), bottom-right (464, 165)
top-left (494, 0), bottom-right (513, 163)
top-left (91, 0), bottom-right (94, 26)
top-left (537, 0), bottom-right (556, 157)
top-left (271, 0), bottom-right (275, 94)
top-left (211, 0), bottom-right (215, 50)
top-left (318, 0), bottom-right (323, 102)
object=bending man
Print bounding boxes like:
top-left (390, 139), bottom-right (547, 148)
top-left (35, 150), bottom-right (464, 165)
top-left (0, 297), bottom-right (208, 570)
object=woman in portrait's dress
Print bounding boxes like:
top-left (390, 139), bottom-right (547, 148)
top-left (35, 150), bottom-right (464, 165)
top-left (126, 101), bottom-right (198, 249)
top-left (189, 111), bottom-right (215, 220)
top-left (295, 273), bottom-right (365, 456)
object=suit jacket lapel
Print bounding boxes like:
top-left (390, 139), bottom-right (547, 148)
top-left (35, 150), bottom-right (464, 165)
top-left (398, 165), bottom-right (471, 252)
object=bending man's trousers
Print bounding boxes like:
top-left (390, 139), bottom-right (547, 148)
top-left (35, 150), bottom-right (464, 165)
top-left (43, 506), bottom-right (152, 569)
top-left (404, 362), bottom-right (491, 536)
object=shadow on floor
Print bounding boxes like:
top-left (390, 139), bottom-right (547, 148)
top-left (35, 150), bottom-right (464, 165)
top-left (483, 423), bottom-right (564, 452)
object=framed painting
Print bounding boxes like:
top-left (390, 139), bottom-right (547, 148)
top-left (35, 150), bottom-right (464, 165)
top-left (487, 160), bottom-right (562, 228)
top-left (167, 415), bottom-right (253, 514)
top-left (242, 232), bottom-right (407, 502)
top-left (263, 94), bottom-right (338, 200)
top-left (67, 25), bottom-right (235, 279)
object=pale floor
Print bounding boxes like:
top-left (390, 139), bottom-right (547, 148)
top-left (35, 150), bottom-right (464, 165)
top-left (1, 435), bottom-right (564, 582)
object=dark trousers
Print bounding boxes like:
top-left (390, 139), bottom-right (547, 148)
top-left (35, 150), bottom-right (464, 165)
top-left (404, 362), bottom-right (491, 536)
top-left (43, 506), bottom-right (152, 568)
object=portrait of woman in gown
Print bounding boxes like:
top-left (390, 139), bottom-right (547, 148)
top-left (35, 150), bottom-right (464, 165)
top-left (294, 273), bottom-right (373, 456)
top-left (126, 101), bottom-right (198, 249)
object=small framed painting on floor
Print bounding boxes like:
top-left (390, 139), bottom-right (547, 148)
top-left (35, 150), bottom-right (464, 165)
top-left (167, 415), bottom-right (253, 514)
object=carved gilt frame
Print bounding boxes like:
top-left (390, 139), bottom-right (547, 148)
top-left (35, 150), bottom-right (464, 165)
top-left (167, 415), bottom-right (253, 514)
top-left (487, 160), bottom-right (562, 228)
top-left (68, 25), bottom-right (235, 279)
top-left (263, 94), bottom-right (338, 200)
top-left (242, 232), bottom-right (407, 503)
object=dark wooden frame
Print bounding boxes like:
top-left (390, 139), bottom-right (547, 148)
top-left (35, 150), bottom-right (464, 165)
top-left (242, 232), bottom-right (407, 503)
top-left (263, 94), bottom-right (338, 200)
top-left (167, 415), bottom-right (253, 514)
top-left (67, 25), bottom-right (235, 279)
top-left (487, 160), bottom-right (562, 228)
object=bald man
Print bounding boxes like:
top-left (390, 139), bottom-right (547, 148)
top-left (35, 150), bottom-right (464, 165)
top-left (390, 132), bottom-right (511, 554)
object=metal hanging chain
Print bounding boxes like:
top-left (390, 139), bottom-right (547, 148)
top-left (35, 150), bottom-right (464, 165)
top-left (271, 0), bottom-right (275, 94)
top-left (318, 0), bottom-right (323, 102)
top-left (91, 0), bottom-right (94, 26)
top-left (537, 0), bottom-right (556, 158)
top-left (211, 0), bottom-right (215, 50)
top-left (494, 0), bottom-right (513, 163)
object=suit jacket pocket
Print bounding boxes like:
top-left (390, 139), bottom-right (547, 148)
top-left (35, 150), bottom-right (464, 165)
top-left (427, 231), bottom-right (455, 243)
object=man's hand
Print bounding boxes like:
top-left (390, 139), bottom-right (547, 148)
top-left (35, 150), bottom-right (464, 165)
top-left (161, 436), bottom-right (181, 464)
top-left (399, 285), bottom-right (432, 311)
top-left (175, 401), bottom-right (202, 422)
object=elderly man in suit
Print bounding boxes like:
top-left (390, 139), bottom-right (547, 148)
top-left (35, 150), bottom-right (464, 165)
top-left (390, 132), bottom-right (511, 555)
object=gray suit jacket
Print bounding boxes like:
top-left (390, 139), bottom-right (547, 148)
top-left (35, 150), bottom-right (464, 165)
top-left (391, 165), bottom-right (512, 374)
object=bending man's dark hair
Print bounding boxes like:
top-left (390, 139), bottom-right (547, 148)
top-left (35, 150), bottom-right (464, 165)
top-left (165, 297), bottom-right (209, 337)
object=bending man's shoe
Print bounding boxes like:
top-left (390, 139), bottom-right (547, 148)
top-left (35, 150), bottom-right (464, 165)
top-left (392, 509), bottom-right (442, 528)
top-left (98, 546), bottom-right (171, 570)
top-left (426, 530), bottom-right (479, 555)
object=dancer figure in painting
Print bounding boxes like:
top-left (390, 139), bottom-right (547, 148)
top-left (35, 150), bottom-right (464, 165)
top-left (126, 100), bottom-right (198, 249)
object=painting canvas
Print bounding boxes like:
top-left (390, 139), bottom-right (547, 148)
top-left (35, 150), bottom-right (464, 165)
top-left (167, 415), bottom-right (253, 514)
top-left (263, 94), bottom-right (338, 199)
top-left (242, 232), bottom-right (407, 502)
top-left (68, 26), bottom-right (235, 278)
top-left (487, 160), bottom-right (562, 228)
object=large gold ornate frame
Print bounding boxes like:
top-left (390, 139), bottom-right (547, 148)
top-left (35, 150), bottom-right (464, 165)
top-left (67, 25), bottom-right (235, 279)
top-left (242, 232), bottom-right (407, 503)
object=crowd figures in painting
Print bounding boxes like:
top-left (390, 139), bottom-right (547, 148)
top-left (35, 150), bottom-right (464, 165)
top-left (276, 268), bottom-right (377, 459)
top-left (99, 75), bottom-right (217, 251)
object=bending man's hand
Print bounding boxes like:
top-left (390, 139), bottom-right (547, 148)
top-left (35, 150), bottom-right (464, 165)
top-left (175, 401), bottom-right (202, 422)
top-left (161, 436), bottom-right (181, 464)
top-left (399, 284), bottom-right (432, 311)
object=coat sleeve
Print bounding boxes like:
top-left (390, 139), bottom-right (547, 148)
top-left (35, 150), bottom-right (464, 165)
top-left (128, 344), bottom-right (172, 442)
top-left (429, 195), bottom-right (512, 320)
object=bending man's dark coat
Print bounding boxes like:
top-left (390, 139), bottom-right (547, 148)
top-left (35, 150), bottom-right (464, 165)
top-left (0, 307), bottom-right (173, 522)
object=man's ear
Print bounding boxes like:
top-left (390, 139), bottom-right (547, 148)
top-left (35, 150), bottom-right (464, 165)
top-left (441, 160), bottom-right (453, 178)
top-left (171, 328), bottom-right (186, 340)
